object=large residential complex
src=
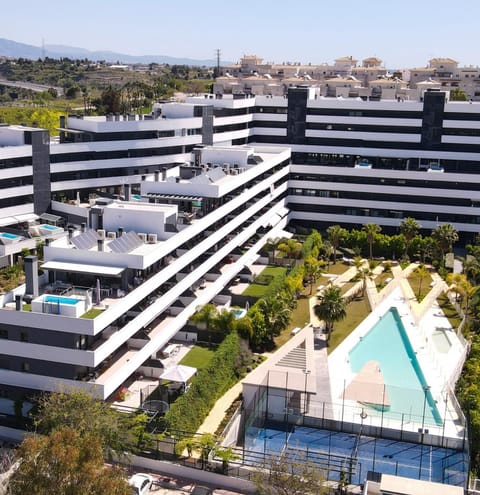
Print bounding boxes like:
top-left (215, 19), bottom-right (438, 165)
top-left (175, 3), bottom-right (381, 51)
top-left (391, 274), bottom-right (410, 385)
top-left (218, 55), bottom-right (480, 101)
top-left (0, 76), bottom-right (477, 491)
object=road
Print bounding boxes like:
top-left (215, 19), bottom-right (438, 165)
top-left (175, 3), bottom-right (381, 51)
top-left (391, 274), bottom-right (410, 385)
top-left (0, 78), bottom-right (64, 96)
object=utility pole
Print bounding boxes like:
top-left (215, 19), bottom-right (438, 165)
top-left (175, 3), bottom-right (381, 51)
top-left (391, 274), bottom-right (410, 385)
top-left (215, 49), bottom-right (221, 78)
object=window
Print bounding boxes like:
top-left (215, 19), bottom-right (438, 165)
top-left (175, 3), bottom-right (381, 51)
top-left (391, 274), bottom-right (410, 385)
top-left (0, 329), bottom-right (8, 339)
top-left (21, 362), bottom-right (30, 372)
top-left (20, 332), bottom-right (29, 342)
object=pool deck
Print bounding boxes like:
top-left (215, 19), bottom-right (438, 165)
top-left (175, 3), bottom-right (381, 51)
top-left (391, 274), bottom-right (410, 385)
top-left (328, 281), bottom-right (467, 441)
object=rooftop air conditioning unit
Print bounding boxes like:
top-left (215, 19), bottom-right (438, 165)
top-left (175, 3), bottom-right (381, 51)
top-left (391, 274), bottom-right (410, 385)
top-left (107, 231), bottom-right (116, 239)
top-left (148, 233), bottom-right (157, 244)
top-left (138, 233), bottom-right (147, 242)
top-left (97, 229), bottom-right (105, 239)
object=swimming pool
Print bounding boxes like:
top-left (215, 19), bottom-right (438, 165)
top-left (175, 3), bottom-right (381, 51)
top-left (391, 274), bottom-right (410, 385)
top-left (44, 295), bottom-right (81, 305)
top-left (38, 224), bottom-right (61, 231)
top-left (349, 308), bottom-right (442, 425)
top-left (230, 308), bottom-right (247, 319)
top-left (0, 232), bottom-right (20, 240)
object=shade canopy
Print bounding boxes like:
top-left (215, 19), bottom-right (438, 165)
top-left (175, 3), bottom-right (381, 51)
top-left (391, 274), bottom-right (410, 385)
top-left (160, 365), bottom-right (197, 384)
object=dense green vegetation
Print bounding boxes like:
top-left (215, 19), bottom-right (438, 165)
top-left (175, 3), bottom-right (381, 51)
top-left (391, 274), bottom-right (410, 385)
top-left (0, 57), bottom-right (213, 130)
top-left (164, 331), bottom-right (246, 433)
top-left (242, 266), bottom-right (288, 298)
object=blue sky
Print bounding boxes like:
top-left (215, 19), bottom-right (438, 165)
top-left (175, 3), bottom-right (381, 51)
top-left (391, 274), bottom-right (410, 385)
top-left (3, 0), bottom-right (478, 68)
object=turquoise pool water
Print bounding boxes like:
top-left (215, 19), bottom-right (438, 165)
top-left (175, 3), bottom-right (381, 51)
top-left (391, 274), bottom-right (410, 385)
top-left (230, 308), bottom-right (247, 319)
top-left (45, 295), bottom-right (80, 305)
top-left (0, 232), bottom-right (19, 239)
top-left (349, 308), bottom-right (443, 425)
top-left (39, 224), bottom-right (60, 231)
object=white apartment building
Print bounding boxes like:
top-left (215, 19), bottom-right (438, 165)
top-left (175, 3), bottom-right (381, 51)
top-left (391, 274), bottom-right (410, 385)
top-left (1, 84), bottom-right (480, 399)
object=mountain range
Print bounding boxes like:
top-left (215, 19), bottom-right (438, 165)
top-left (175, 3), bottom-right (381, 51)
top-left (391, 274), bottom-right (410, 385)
top-left (0, 38), bottom-right (227, 66)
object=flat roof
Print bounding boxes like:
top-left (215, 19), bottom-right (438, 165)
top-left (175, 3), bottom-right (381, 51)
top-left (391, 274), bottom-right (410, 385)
top-left (42, 260), bottom-right (125, 276)
top-left (380, 473), bottom-right (463, 495)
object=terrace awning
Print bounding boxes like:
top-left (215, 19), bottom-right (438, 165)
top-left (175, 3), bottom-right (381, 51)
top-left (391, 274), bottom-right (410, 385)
top-left (0, 213), bottom-right (39, 227)
top-left (146, 193), bottom-right (202, 202)
top-left (41, 261), bottom-right (125, 276)
top-left (39, 213), bottom-right (62, 224)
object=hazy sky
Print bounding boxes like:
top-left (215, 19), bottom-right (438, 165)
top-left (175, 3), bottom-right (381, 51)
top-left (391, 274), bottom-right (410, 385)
top-left (3, 0), bottom-right (478, 68)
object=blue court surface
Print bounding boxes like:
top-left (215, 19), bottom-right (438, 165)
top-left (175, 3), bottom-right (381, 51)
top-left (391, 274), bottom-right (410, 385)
top-left (244, 424), bottom-right (467, 488)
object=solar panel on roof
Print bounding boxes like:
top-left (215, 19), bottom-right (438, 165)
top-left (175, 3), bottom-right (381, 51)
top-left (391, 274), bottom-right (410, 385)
top-left (206, 167), bottom-right (226, 182)
top-left (70, 230), bottom-right (100, 250)
top-left (108, 231), bottom-right (144, 253)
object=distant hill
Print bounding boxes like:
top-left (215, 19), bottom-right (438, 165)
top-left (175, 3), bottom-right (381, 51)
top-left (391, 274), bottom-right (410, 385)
top-left (0, 38), bottom-right (228, 67)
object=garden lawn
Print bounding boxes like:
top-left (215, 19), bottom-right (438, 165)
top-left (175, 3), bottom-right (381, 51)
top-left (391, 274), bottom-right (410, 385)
top-left (407, 271), bottom-right (433, 302)
top-left (242, 266), bottom-right (287, 298)
top-left (179, 345), bottom-right (215, 370)
top-left (274, 297), bottom-right (310, 348)
top-left (437, 294), bottom-right (462, 332)
top-left (328, 296), bottom-right (371, 353)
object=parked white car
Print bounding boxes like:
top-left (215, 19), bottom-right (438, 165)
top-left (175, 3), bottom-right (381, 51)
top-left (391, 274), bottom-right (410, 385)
top-left (127, 473), bottom-right (153, 495)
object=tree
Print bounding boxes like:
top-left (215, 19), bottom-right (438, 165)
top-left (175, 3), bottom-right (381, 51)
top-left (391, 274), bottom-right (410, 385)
top-left (314, 286), bottom-right (347, 343)
top-left (213, 308), bottom-right (236, 335)
top-left (432, 223), bottom-right (459, 263)
top-left (326, 225), bottom-right (347, 264)
top-left (194, 433), bottom-right (216, 470)
top-left (190, 303), bottom-right (218, 332)
top-left (415, 264), bottom-right (430, 300)
top-left (450, 87), bottom-right (468, 101)
top-left (304, 256), bottom-right (322, 294)
top-left (248, 305), bottom-right (269, 350)
top-left (33, 389), bottom-right (148, 458)
top-left (257, 297), bottom-right (292, 338)
top-left (277, 238), bottom-right (302, 264)
top-left (7, 428), bottom-right (131, 495)
top-left (214, 446), bottom-right (239, 474)
top-left (264, 237), bottom-right (281, 264)
top-left (362, 223), bottom-right (382, 260)
top-left (358, 266), bottom-right (374, 298)
top-left (252, 452), bottom-right (328, 495)
top-left (400, 217), bottom-right (420, 258)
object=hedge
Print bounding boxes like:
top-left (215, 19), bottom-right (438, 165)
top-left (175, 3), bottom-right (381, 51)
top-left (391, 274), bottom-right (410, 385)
top-left (164, 331), bottom-right (240, 433)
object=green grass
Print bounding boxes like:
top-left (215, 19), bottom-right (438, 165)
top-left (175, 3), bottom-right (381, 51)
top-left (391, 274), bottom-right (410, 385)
top-left (274, 297), bottom-right (311, 348)
top-left (80, 308), bottom-right (104, 319)
top-left (179, 345), bottom-right (215, 370)
top-left (323, 263), bottom-right (351, 275)
top-left (407, 272), bottom-right (432, 302)
top-left (328, 297), bottom-right (371, 353)
top-left (437, 294), bottom-right (462, 331)
top-left (242, 266), bottom-right (287, 298)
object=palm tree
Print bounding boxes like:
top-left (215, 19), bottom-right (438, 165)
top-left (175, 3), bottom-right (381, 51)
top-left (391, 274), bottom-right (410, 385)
top-left (400, 217), bottom-right (420, 258)
top-left (314, 286), bottom-right (346, 343)
top-left (257, 297), bottom-right (292, 338)
top-left (213, 308), bottom-right (236, 335)
top-left (358, 266), bottom-right (374, 298)
top-left (447, 272), bottom-right (476, 319)
top-left (264, 237), bottom-right (281, 264)
top-left (194, 433), bottom-right (216, 470)
top-left (214, 446), bottom-right (239, 474)
top-left (462, 255), bottom-right (480, 285)
top-left (190, 304), bottom-right (218, 333)
top-left (432, 223), bottom-right (459, 263)
top-left (415, 264), bottom-right (430, 300)
top-left (362, 223), bottom-right (382, 260)
top-left (326, 225), bottom-right (347, 264)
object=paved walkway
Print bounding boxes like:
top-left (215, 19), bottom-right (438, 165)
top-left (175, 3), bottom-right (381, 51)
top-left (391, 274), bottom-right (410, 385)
top-left (196, 382), bottom-right (243, 435)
